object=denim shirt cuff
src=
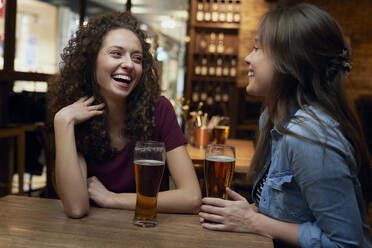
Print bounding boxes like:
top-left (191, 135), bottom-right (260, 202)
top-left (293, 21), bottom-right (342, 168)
top-left (298, 222), bottom-right (321, 248)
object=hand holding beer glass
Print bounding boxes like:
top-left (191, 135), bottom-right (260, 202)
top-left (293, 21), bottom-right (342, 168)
top-left (133, 141), bottom-right (165, 227)
top-left (204, 144), bottom-right (236, 200)
top-left (213, 117), bottom-right (230, 144)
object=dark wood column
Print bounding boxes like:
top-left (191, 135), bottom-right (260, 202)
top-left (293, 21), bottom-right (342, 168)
top-left (126, 0), bottom-right (132, 12)
top-left (79, 0), bottom-right (87, 26)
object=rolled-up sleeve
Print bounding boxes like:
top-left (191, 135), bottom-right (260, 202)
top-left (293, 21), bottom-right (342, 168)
top-left (285, 134), bottom-right (364, 248)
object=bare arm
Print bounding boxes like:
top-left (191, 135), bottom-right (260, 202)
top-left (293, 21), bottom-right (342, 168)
top-left (157, 145), bottom-right (202, 213)
top-left (252, 211), bottom-right (300, 246)
top-left (199, 188), bottom-right (300, 246)
top-left (54, 97), bottom-right (104, 218)
top-left (89, 146), bottom-right (202, 213)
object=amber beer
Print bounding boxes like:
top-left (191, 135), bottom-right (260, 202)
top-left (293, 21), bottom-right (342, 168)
top-left (134, 159), bottom-right (165, 227)
top-left (204, 155), bottom-right (235, 199)
top-left (213, 125), bottom-right (229, 144)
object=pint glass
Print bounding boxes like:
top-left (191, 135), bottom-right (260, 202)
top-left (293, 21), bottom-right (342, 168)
top-left (204, 144), bottom-right (235, 199)
top-left (213, 117), bottom-right (230, 144)
top-left (133, 141), bottom-right (165, 227)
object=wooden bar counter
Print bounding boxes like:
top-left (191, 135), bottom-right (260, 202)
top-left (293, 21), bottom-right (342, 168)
top-left (0, 195), bottom-right (273, 248)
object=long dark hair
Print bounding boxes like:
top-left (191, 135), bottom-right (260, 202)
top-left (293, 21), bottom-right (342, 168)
top-left (249, 3), bottom-right (372, 202)
top-left (47, 11), bottom-right (161, 162)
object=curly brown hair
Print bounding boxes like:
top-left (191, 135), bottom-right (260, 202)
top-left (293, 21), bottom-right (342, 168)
top-left (47, 11), bottom-right (161, 162)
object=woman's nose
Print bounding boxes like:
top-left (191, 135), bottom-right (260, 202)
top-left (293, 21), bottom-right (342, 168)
top-left (244, 54), bottom-right (251, 65)
top-left (120, 56), bottom-right (134, 70)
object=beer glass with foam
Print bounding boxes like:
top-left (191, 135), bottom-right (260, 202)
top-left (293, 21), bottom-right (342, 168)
top-left (133, 141), bottom-right (165, 227)
top-left (204, 144), bottom-right (235, 199)
top-left (213, 117), bottom-right (230, 144)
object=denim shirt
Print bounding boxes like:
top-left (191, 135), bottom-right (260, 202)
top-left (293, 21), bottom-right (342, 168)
top-left (252, 107), bottom-right (372, 248)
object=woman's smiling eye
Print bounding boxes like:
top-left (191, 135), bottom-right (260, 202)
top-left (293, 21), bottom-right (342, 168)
top-left (132, 55), bottom-right (143, 63)
top-left (111, 51), bottom-right (121, 56)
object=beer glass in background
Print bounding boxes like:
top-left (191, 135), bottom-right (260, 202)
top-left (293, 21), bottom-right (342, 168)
top-left (204, 144), bottom-right (236, 199)
top-left (133, 141), bottom-right (165, 227)
top-left (213, 117), bottom-right (230, 144)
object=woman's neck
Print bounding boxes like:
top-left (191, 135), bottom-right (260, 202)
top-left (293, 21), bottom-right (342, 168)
top-left (105, 97), bottom-right (125, 123)
top-left (105, 98), bottom-right (127, 150)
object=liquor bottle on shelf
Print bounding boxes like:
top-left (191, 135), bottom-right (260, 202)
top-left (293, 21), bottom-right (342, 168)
top-left (214, 82), bottom-right (222, 103)
top-left (225, 35), bottom-right (234, 54)
top-left (208, 32), bottom-right (216, 53)
top-left (216, 56), bottom-right (223, 76)
top-left (204, 0), bottom-right (211, 22)
top-left (230, 57), bottom-right (237, 77)
top-left (201, 56), bottom-right (208, 76)
top-left (194, 55), bottom-right (201, 76)
top-left (217, 33), bottom-right (224, 54)
top-left (214, 83), bottom-right (224, 115)
top-left (192, 82), bottom-right (200, 103)
top-left (226, 0), bottom-right (234, 23)
top-left (206, 83), bottom-right (215, 114)
top-left (208, 55), bottom-right (216, 76)
top-left (233, 0), bottom-right (240, 23)
top-left (222, 83), bottom-right (230, 102)
top-left (196, 0), bottom-right (204, 22)
top-left (223, 56), bottom-right (230, 77)
top-left (200, 81), bottom-right (208, 102)
top-left (199, 32), bottom-right (207, 52)
top-left (211, 0), bottom-right (219, 22)
top-left (218, 0), bottom-right (226, 22)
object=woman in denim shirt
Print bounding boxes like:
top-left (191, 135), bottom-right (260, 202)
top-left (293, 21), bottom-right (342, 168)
top-left (199, 3), bottom-right (372, 247)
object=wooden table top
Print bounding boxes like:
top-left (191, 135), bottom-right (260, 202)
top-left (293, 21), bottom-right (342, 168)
top-left (186, 139), bottom-right (255, 174)
top-left (0, 195), bottom-right (273, 248)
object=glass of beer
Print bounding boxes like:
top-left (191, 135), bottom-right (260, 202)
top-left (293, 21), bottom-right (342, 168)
top-left (204, 144), bottom-right (235, 199)
top-left (213, 117), bottom-right (230, 144)
top-left (133, 141), bottom-right (165, 227)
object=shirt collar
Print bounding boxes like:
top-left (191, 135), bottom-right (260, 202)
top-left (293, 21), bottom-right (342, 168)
top-left (271, 106), bottom-right (299, 136)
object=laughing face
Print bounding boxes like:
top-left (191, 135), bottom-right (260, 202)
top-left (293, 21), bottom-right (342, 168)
top-left (244, 38), bottom-right (274, 97)
top-left (95, 28), bottom-right (143, 101)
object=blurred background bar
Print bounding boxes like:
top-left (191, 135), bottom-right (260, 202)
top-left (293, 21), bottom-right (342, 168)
top-left (0, 1), bottom-right (371, 226)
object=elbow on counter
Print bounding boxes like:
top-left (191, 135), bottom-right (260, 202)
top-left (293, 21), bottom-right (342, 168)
top-left (64, 204), bottom-right (89, 219)
top-left (188, 192), bottom-right (202, 214)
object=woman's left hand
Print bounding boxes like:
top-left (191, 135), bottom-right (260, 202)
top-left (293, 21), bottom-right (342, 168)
top-left (199, 187), bottom-right (259, 233)
top-left (87, 176), bottom-right (115, 208)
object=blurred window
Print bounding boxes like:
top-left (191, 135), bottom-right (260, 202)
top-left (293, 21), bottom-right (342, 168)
top-left (13, 80), bottom-right (47, 93)
top-left (15, 0), bottom-right (79, 74)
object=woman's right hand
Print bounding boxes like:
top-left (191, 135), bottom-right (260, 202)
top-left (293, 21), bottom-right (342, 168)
top-left (54, 96), bottom-right (105, 125)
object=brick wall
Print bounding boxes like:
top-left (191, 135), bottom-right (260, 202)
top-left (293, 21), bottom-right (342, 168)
top-left (237, 0), bottom-right (372, 96)
top-left (307, 0), bottom-right (372, 95)
top-left (237, 0), bottom-right (271, 88)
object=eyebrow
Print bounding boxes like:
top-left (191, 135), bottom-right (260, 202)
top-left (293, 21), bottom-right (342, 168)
top-left (108, 45), bottom-right (143, 54)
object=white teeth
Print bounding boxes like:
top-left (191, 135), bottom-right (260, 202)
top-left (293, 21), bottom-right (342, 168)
top-left (113, 75), bottom-right (131, 81)
top-left (248, 71), bottom-right (254, 77)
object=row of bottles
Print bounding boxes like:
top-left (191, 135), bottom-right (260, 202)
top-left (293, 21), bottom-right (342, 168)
top-left (197, 32), bottom-right (235, 54)
top-left (196, 0), bottom-right (241, 24)
top-left (191, 81), bottom-right (231, 116)
top-left (194, 55), bottom-right (237, 77)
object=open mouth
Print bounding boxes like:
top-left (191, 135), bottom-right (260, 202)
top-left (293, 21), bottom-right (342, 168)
top-left (248, 71), bottom-right (254, 77)
top-left (112, 74), bottom-right (132, 87)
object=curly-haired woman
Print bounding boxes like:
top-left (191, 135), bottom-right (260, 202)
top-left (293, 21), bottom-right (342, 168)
top-left (48, 11), bottom-right (201, 218)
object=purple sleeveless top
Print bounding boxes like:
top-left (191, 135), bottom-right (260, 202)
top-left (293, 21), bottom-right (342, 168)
top-left (87, 96), bottom-right (187, 193)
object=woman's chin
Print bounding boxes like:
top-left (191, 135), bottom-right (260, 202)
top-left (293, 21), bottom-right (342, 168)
top-left (245, 84), bottom-right (257, 96)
